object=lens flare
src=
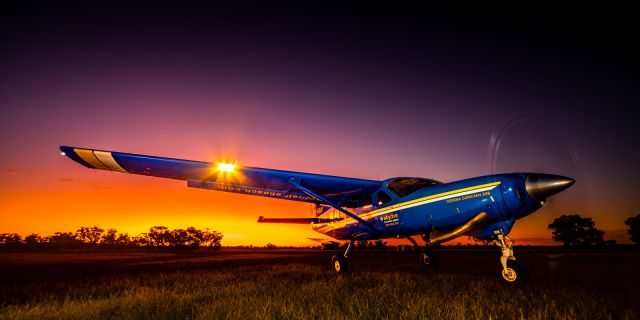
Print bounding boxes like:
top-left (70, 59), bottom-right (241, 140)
top-left (217, 162), bottom-right (236, 173)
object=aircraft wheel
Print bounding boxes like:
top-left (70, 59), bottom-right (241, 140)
top-left (500, 260), bottom-right (529, 284)
top-left (420, 249), bottom-right (440, 267)
top-left (331, 255), bottom-right (348, 273)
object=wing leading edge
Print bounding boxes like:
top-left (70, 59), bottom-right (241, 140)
top-left (60, 146), bottom-right (382, 207)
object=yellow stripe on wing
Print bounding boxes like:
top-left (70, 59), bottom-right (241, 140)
top-left (93, 151), bottom-right (126, 172)
top-left (74, 148), bottom-right (109, 170)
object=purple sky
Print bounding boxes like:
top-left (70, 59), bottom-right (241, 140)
top-left (1, 2), bottom-right (638, 244)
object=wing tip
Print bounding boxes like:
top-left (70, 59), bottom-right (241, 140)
top-left (60, 146), bottom-right (125, 171)
top-left (59, 146), bottom-right (94, 169)
top-left (59, 145), bottom-right (73, 153)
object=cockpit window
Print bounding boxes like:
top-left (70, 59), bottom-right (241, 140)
top-left (387, 177), bottom-right (442, 198)
top-left (376, 191), bottom-right (392, 205)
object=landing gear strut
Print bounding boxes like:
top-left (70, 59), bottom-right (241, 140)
top-left (420, 248), bottom-right (440, 266)
top-left (331, 240), bottom-right (353, 273)
top-left (408, 236), bottom-right (439, 267)
top-left (495, 234), bottom-right (528, 283)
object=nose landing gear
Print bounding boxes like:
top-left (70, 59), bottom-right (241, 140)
top-left (420, 248), bottom-right (440, 266)
top-left (408, 236), bottom-right (440, 267)
top-left (495, 234), bottom-right (528, 283)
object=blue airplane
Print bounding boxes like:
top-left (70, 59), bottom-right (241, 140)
top-left (60, 146), bottom-right (574, 283)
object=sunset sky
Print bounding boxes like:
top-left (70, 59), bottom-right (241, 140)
top-left (1, 3), bottom-right (638, 246)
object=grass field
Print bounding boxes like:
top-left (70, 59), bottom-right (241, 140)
top-left (1, 248), bottom-right (638, 319)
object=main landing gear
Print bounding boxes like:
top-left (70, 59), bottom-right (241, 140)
top-left (330, 235), bottom-right (528, 284)
top-left (408, 236), bottom-right (439, 267)
top-left (331, 240), bottom-right (353, 273)
top-left (495, 234), bottom-right (528, 284)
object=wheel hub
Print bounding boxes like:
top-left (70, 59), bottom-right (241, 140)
top-left (502, 268), bottom-right (517, 282)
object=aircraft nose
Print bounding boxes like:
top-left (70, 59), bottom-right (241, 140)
top-left (525, 174), bottom-right (575, 201)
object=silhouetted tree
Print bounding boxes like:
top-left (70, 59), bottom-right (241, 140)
top-left (168, 229), bottom-right (189, 248)
top-left (372, 240), bottom-right (388, 249)
top-left (131, 235), bottom-right (150, 247)
top-left (185, 227), bottom-right (204, 247)
top-left (321, 241), bottom-right (340, 250)
top-left (625, 214), bottom-right (640, 245)
top-left (48, 232), bottom-right (83, 249)
top-left (116, 233), bottom-right (131, 246)
top-left (146, 226), bottom-right (170, 246)
top-left (142, 226), bottom-right (223, 248)
top-left (0, 233), bottom-right (22, 250)
top-left (100, 229), bottom-right (118, 245)
top-left (1, 225), bottom-right (222, 250)
top-left (356, 240), bottom-right (370, 249)
top-left (548, 214), bottom-right (605, 247)
top-left (24, 233), bottom-right (44, 249)
top-left (75, 226), bottom-right (105, 244)
top-left (201, 228), bottom-right (223, 249)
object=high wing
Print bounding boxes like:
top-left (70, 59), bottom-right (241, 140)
top-left (60, 146), bottom-right (382, 207)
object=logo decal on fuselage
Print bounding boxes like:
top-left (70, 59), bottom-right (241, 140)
top-left (380, 213), bottom-right (400, 227)
top-left (445, 191), bottom-right (491, 204)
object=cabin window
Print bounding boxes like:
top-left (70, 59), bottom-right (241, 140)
top-left (376, 191), bottom-right (392, 205)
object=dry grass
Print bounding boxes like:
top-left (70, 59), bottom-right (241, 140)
top-left (1, 262), bottom-right (638, 320)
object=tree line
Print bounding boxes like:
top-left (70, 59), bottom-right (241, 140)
top-left (318, 240), bottom-right (389, 250)
top-left (548, 213), bottom-right (640, 247)
top-left (1, 213), bottom-right (639, 250)
top-left (0, 226), bottom-right (223, 250)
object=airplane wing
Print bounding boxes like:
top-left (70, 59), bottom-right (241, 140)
top-left (60, 146), bottom-right (382, 207)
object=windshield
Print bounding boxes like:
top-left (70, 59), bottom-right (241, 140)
top-left (386, 177), bottom-right (442, 198)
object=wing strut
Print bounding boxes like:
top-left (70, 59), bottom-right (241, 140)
top-left (288, 178), bottom-right (379, 233)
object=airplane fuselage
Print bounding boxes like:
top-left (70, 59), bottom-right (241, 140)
top-left (312, 173), bottom-right (545, 241)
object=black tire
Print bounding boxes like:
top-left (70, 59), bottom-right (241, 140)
top-left (331, 255), bottom-right (348, 273)
top-left (420, 249), bottom-right (440, 267)
top-left (500, 259), bottom-right (529, 284)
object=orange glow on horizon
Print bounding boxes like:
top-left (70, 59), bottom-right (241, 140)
top-left (0, 163), bottom-right (323, 247)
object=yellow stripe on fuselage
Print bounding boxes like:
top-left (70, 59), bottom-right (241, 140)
top-left (313, 181), bottom-right (501, 232)
top-left (359, 181), bottom-right (500, 219)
